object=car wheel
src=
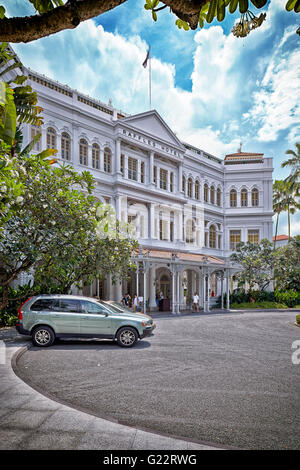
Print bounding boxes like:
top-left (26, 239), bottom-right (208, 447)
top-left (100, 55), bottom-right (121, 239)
top-left (116, 327), bottom-right (138, 348)
top-left (32, 326), bottom-right (55, 347)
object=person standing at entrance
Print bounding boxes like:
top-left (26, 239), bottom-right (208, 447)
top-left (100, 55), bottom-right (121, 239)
top-left (193, 292), bottom-right (199, 312)
top-left (133, 294), bottom-right (138, 311)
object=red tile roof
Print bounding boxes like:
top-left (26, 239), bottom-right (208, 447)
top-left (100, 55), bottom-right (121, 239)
top-left (273, 235), bottom-right (289, 241)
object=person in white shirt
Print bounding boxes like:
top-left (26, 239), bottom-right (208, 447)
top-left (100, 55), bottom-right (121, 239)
top-left (193, 292), bottom-right (199, 312)
top-left (133, 294), bottom-right (138, 311)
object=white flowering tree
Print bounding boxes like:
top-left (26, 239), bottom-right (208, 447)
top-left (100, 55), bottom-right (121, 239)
top-left (0, 154), bottom-right (138, 310)
top-left (0, 43), bottom-right (137, 311)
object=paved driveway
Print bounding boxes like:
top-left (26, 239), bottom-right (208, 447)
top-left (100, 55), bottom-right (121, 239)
top-left (15, 311), bottom-right (300, 449)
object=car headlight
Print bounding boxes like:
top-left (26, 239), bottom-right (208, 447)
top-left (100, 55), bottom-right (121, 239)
top-left (142, 321), bottom-right (152, 327)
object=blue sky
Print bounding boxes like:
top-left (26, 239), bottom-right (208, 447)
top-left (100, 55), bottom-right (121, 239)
top-left (3, 0), bottom-right (300, 235)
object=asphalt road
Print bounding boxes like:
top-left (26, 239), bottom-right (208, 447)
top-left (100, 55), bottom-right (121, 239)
top-left (15, 311), bottom-right (300, 450)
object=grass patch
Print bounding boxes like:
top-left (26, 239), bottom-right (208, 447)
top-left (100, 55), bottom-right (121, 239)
top-left (231, 301), bottom-right (288, 309)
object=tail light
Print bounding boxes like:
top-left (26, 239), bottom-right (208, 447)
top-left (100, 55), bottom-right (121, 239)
top-left (18, 297), bottom-right (33, 320)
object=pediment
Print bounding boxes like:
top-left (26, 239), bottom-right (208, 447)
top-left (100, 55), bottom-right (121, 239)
top-left (119, 110), bottom-right (184, 149)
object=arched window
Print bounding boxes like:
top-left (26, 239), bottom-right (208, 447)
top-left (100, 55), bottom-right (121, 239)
top-left (217, 188), bottom-right (221, 206)
top-left (61, 132), bottom-right (70, 161)
top-left (230, 189), bottom-right (237, 207)
top-left (187, 178), bottom-right (193, 198)
top-left (186, 219), bottom-right (195, 244)
top-left (204, 183), bottom-right (208, 203)
top-left (31, 125), bottom-right (41, 152)
top-left (47, 127), bottom-right (56, 149)
top-left (241, 188), bottom-right (248, 207)
top-left (182, 175), bottom-right (186, 193)
top-left (104, 147), bottom-right (111, 173)
top-left (210, 186), bottom-right (215, 204)
top-left (209, 225), bottom-right (216, 248)
top-left (251, 188), bottom-right (259, 206)
top-left (92, 143), bottom-right (100, 169)
top-left (79, 139), bottom-right (88, 166)
top-left (195, 180), bottom-right (200, 200)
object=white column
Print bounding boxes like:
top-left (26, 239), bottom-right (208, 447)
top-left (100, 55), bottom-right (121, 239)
top-left (203, 272), bottom-right (206, 312)
top-left (178, 162), bottom-right (183, 193)
top-left (176, 270), bottom-right (180, 314)
top-left (72, 124), bottom-right (78, 166)
top-left (221, 273), bottom-right (224, 310)
top-left (124, 154), bottom-right (128, 179)
top-left (156, 166), bottom-right (160, 189)
top-left (143, 268), bottom-right (147, 315)
top-left (197, 273), bottom-right (202, 307)
top-left (115, 195), bottom-right (121, 220)
top-left (179, 271), bottom-right (185, 310)
top-left (115, 139), bottom-right (121, 174)
top-left (171, 269), bottom-right (176, 314)
top-left (180, 208), bottom-right (184, 243)
top-left (149, 266), bottom-right (157, 310)
top-left (114, 277), bottom-right (122, 303)
top-left (100, 147), bottom-right (104, 171)
top-left (136, 266), bottom-right (139, 298)
top-left (226, 271), bottom-right (230, 310)
top-left (149, 151), bottom-right (154, 186)
top-left (149, 203), bottom-right (155, 240)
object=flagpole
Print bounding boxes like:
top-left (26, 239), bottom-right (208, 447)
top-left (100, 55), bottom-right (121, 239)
top-left (149, 46), bottom-right (151, 110)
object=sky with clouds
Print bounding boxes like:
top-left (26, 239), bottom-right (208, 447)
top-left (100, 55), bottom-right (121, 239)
top-left (2, 0), bottom-right (300, 235)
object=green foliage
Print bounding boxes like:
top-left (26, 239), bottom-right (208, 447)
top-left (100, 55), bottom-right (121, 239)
top-left (0, 152), bottom-right (137, 309)
top-left (0, 283), bottom-right (34, 326)
top-left (274, 290), bottom-right (300, 308)
top-left (296, 314), bottom-right (300, 324)
top-left (230, 238), bottom-right (275, 293)
top-left (0, 41), bottom-right (137, 314)
top-left (0, 81), bottom-right (16, 145)
top-left (29, 0), bottom-right (65, 14)
top-left (199, 2), bottom-right (210, 28)
top-left (0, 43), bottom-right (43, 128)
top-left (286, 0), bottom-right (300, 13)
top-left (230, 301), bottom-right (288, 309)
top-left (281, 142), bottom-right (300, 189)
top-left (143, 0), bottom-right (279, 34)
top-left (273, 237), bottom-right (300, 290)
top-left (175, 19), bottom-right (190, 31)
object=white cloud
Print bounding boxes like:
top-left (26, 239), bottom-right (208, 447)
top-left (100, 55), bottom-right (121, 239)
top-left (12, 0), bottom-right (300, 160)
top-left (244, 47), bottom-right (300, 142)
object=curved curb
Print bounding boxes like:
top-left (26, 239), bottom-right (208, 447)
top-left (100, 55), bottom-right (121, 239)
top-left (9, 343), bottom-right (231, 450)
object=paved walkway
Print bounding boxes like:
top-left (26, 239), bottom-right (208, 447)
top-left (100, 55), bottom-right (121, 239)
top-left (0, 330), bottom-right (221, 450)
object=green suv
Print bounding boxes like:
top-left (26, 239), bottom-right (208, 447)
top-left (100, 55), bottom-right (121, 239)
top-left (16, 295), bottom-right (155, 348)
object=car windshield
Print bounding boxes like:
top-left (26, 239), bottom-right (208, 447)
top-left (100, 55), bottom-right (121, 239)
top-left (99, 301), bottom-right (124, 313)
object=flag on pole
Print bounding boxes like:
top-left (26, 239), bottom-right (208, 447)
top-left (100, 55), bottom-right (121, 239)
top-left (142, 47), bottom-right (150, 68)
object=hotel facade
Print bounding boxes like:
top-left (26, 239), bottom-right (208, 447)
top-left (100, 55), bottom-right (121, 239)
top-left (19, 67), bottom-right (274, 313)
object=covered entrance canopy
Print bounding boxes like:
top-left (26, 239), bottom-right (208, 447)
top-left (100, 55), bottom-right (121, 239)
top-left (132, 248), bottom-right (238, 314)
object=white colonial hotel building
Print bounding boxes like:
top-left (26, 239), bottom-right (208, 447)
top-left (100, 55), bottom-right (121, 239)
top-left (20, 66), bottom-right (273, 313)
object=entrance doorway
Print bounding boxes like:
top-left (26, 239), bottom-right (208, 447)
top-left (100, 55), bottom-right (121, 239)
top-left (159, 274), bottom-right (171, 300)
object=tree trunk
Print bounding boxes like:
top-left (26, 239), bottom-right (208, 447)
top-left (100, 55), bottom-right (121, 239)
top-left (274, 212), bottom-right (279, 249)
top-left (288, 203), bottom-right (291, 240)
top-left (0, 284), bottom-right (9, 312)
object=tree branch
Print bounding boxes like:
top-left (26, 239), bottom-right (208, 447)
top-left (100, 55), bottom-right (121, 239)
top-left (0, 0), bottom-right (127, 43)
top-left (0, 0), bottom-right (209, 43)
